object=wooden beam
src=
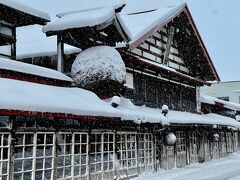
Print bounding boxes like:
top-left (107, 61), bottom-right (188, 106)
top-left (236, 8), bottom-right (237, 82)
top-left (57, 34), bottom-right (64, 72)
top-left (163, 27), bottom-right (175, 65)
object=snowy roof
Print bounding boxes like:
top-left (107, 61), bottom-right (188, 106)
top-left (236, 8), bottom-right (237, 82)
top-left (17, 25), bottom-right (81, 59)
top-left (118, 3), bottom-right (185, 44)
top-left (201, 93), bottom-right (240, 111)
top-left (0, 0), bottom-right (50, 21)
top-left (0, 78), bottom-right (121, 118)
top-left (43, 6), bottom-right (120, 33)
top-left (0, 57), bottom-right (73, 82)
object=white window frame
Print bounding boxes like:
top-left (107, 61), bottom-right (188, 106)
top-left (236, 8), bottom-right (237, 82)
top-left (0, 132), bottom-right (11, 180)
top-left (116, 133), bottom-right (137, 170)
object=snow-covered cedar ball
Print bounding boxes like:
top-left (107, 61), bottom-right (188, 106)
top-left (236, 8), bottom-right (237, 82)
top-left (71, 46), bottom-right (126, 97)
top-left (165, 133), bottom-right (177, 146)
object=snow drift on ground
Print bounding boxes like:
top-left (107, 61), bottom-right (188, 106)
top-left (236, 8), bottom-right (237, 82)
top-left (135, 152), bottom-right (240, 180)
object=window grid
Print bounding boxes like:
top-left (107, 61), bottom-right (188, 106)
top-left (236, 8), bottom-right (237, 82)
top-left (73, 133), bottom-right (88, 178)
top-left (35, 132), bottom-right (54, 180)
top-left (90, 133), bottom-right (102, 174)
top-left (102, 133), bottom-right (114, 172)
top-left (117, 134), bottom-right (137, 169)
top-left (0, 133), bottom-right (10, 180)
top-left (176, 132), bottom-right (186, 152)
top-left (57, 133), bottom-right (73, 179)
top-left (14, 133), bottom-right (34, 180)
top-left (138, 134), bottom-right (153, 167)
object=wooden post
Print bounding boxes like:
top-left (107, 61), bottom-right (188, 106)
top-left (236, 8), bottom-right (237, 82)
top-left (57, 34), bottom-right (64, 72)
top-left (196, 86), bottom-right (201, 114)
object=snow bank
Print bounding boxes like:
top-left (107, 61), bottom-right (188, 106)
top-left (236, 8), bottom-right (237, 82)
top-left (71, 46), bottom-right (126, 87)
top-left (0, 57), bottom-right (73, 82)
top-left (0, 0), bottom-right (50, 21)
top-left (0, 78), bottom-right (122, 118)
top-left (43, 7), bottom-right (115, 33)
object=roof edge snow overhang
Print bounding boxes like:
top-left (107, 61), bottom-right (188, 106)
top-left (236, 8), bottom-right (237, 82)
top-left (126, 4), bottom-right (220, 82)
top-left (0, 1), bottom-right (50, 26)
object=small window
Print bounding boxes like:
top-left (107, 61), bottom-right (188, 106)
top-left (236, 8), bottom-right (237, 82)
top-left (0, 116), bottom-right (9, 127)
top-left (125, 72), bottom-right (134, 89)
top-left (0, 23), bottom-right (15, 58)
top-left (217, 96), bottom-right (229, 101)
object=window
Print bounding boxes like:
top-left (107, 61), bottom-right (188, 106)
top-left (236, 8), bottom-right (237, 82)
top-left (116, 134), bottom-right (137, 169)
top-left (35, 133), bottom-right (54, 180)
top-left (57, 133), bottom-right (73, 179)
top-left (102, 133), bottom-right (114, 171)
top-left (0, 133), bottom-right (10, 180)
top-left (0, 23), bottom-right (15, 58)
top-left (90, 133), bottom-right (102, 173)
top-left (138, 134), bottom-right (153, 167)
top-left (90, 132), bottom-right (114, 174)
top-left (73, 133), bottom-right (88, 177)
top-left (14, 133), bottom-right (34, 180)
top-left (0, 116), bottom-right (10, 128)
top-left (217, 96), bottom-right (229, 101)
top-left (125, 72), bottom-right (134, 89)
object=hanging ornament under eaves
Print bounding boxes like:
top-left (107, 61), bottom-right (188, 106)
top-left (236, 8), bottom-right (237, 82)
top-left (164, 132), bottom-right (177, 146)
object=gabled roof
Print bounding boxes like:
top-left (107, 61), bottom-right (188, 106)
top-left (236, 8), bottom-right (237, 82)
top-left (0, 0), bottom-right (50, 26)
top-left (118, 2), bottom-right (220, 81)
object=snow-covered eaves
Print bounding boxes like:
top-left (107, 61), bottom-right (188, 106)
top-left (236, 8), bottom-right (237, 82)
top-left (43, 7), bottom-right (117, 33)
top-left (118, 3), bottom-right (185, 45)
top-left (0, 0), bottom-right (50, 25)
top-left (114, 97), bottom-right (240, 128)
top-left (201, 93), bottom-right (240, 111)
top-left (0, 78), bottom-right (121, 118)
top-left (0, 57), bottom-right (73, 82)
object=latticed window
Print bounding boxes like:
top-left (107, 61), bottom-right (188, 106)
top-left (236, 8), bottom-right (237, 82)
top-left (35, 133), bottom-right (55, 180)
top-left (176, 132), bottom-right (186, 152)
top-left (116, 134), bottom-right (137, 169)
top-left (57, 133), bottom-right (73, 179)
top-left (14, 133), bottom-right (34, 180)
top-left (73, 133), bottom-right (88, 177)
top-left (90, 132), bottom-right (114, 174)
top-left (138, 134), bottom-right (153, 167)
top-left (0, 133), bottom-right (10, 180)
top-left (103, 133), bottom-right (114, 171)
top-left (90, 133), bottom-right (102, 173)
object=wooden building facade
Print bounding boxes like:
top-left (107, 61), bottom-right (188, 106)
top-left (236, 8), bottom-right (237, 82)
top-left (0, 1), bottom-right (240, 180)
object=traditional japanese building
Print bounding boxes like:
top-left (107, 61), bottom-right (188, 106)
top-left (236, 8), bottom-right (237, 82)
top-left (0, 1), bottom-right (240, 180)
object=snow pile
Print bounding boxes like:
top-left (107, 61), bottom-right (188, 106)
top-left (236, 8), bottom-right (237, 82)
top-left (0, 0), bottom-right (50, 21)
top-left (0, 57), bottom-right (73, 82)
top-left (71, 46), bottom-right (126, 88)
top-left (43, 7), bottom-right (115, 33)
top-left (0, 78), bottom-right (122, 118)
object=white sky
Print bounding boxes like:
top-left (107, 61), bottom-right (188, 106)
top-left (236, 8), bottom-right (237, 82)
top-left (18, 0), bottom-right (240, 81)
